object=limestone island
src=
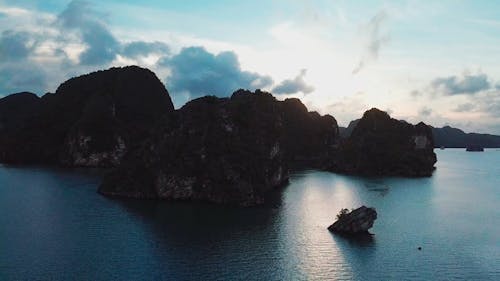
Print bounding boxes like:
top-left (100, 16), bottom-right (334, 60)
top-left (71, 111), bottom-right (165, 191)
top-left (0, 66), bottom-right (437, 206)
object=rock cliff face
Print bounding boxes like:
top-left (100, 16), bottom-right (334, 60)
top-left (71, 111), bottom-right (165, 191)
top-left (331, 108), bottom-right (436, 176)
top-left (0, 92), bottom-right (40, 131)
top-left (339, 119), bottom-right (360, 139)
top-left (0, 92), bottom-right (42, 163)
top-left (280, 98), bottom-right (339, 168)
top-left (99, 90), bottom-right (290, 206)
top-left (328, 206), bottom-right (377, 234)
top-left (0, 66), bottom-right (174, 166)
top-left (99, 89), bottom-right (342, 205)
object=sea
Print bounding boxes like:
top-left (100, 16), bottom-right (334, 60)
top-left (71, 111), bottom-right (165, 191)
top-left (0, 149), bottom-right (499, 280)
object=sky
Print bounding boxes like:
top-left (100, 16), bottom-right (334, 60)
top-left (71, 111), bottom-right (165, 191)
top-left (1, 0), bottom-right (500, 134)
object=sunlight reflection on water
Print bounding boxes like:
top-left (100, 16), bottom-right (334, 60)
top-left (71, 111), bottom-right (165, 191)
top-left (0, 150), bottom-right (499, 280)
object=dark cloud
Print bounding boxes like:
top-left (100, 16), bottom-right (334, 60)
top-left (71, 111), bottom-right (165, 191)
top-left (454, 103), bottom-right (476, 112)
top-left (430, 73), bottom-right (490, 95)
top-left (159, 46), bottom-right (273, 99)
top-left (1, 1), bottom-right (279, 101)
top-left (0, 30), bottom-right (46, 95)
top-left (451, 90), bottom-right (500, 118)
top-left (0, 63), bottom-right (46, 96)
top-left (418, 106), bottom-right (432, 117)
top-left (56, 1), bottom-right (172, 64)
top-left (272, 69), bottom-right (314, 95)
top-left (353, 10), bottom-right (389, 74)
top-left (0, 30), bottom-right (33, 61)
top-left (410, 90), bottom-right (422, 97)
top-left (121, 41), bottom-right (170, 59)
top-left (480, 92), bottom-right (500, 117)
top-left (57, 0), bottom-right (119, 65)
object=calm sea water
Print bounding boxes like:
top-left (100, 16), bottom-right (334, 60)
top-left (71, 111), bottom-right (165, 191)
top-left (0, 149), bottom-right (499, 280)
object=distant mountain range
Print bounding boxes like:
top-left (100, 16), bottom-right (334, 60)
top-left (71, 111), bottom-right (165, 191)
top-left (340, 120), bottom-right (500, 148)
top-left (430, 126), bottom-right (500, 148)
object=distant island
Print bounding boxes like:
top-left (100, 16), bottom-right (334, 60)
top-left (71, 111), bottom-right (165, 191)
top-left (0, 66), bottom-right (437, 205)
top-left (340, 120), bottom-right (500, 148)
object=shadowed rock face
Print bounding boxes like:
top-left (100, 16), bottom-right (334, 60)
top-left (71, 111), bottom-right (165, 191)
top-left (328, 206), bottom-right (377, 234)
top-left (331, 108), bottom-right (437, 177)
top-left (0, 92), bottom-right (42, 163)
top-left (0, 92), bottom-right (40, 131)
top-left (339, 119), bottom-right (360, 139)
top-left (99, 90), bottom-right (290, 206)
top-left (0, 66), bottom-right (174, 166)
top-left (99, 89), bottom-right (342, 205)
top-left (280, 98), bottom-right (339, 168)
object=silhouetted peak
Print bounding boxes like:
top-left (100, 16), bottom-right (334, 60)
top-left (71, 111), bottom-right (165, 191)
top-left (55, 65), bottom-right (170, 100)
top-left (231, 89), bottom-right (275, 102)
top-left (416, 121), bottom-right (428, 128)
top-left (181, 95), bottom-right (224, 110)
top-left (282, 98), bottom-right (308, 114)
top-left (440, 125), bottom-right (465, 134)
top-left (0, 92), bottom-right (39, 103)
top-left (362, 108), bottom-right (391, 120)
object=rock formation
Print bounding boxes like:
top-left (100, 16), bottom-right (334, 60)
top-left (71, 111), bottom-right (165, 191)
top-left (0, 92), bottom-right (41, 131)
top-left (0, 92), bottom-right (43, 163)
top-left (339, 119), bottom-right (359, 139)
top-left (280, 98), bottom-right (339, 168)
top-left (0, 66), bottom-right (174, 166)
top-left (342, 120), bottom-right (500, 148)
top-left (0, 66), bottom-right (440, 206)
top-left (99, 90), bottom-right (290, 206)
top-left (328, 206), bottom-right (377, 234)
top-left (331, 108), bottom-right (436, 177)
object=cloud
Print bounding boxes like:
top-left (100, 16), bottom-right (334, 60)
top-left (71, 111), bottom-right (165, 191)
top-left (121, 41), bottom-right (170, 59)
top-left (159, 46), bottom-right (273, 99)
top-left (418, 106), bottom-right (432, 117)
top-left (410, 90), bottom-right (422, 97)
top-left (454, 103), bottom-right (476, 112)
top-left (0, 1), bottom-right (276, 101)
top-left (326, 92), bottom-right (368, 126)
top-left (352, 10), bottom-right (389, 74)
top-left (0, 30), bottom-right (34, 61)
top-left (451, 90), bottom-right (500, 118)
top-left (477, 91), bottom-right (500, 117)
top-left (56, 0), bottom-right (119, 65)
top-left (6, 2), bottom-right (282, 100)
top-left (0, 29), bottom-right (48, 96)
top-left (0, 63), bottom-right (47, 96)
top-left (0, 6), bottom-right (31, 18)
top-left (272, 69), bottom-right (314, 95)
top-left (430, 73), bottom-right (491, 95)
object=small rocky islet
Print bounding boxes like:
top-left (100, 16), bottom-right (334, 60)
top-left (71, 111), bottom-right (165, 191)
top-left (0, 66), bottom-right (437, 206)
top-left (328, 206), bottom-right (378, 234)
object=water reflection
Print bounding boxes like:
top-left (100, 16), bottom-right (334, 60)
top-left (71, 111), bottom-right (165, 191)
top-left (331, 232), bottom-right (376, 247)
top-left (1, 150), bottom-right (499, 280)
top-left (364, 181), bottom-right (390, 197)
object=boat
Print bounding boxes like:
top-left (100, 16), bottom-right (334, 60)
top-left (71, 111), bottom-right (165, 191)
top-left (466, 144), bottom-right (484, 152)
